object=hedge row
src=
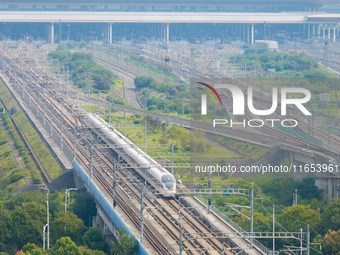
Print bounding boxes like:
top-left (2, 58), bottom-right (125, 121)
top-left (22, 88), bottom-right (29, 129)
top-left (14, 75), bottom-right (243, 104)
top-left (2, 113), bottom-right (31, 165)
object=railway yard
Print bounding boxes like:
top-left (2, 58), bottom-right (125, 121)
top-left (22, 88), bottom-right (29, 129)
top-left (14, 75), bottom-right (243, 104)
top-left (86, 41), bottom-right (340, 160)
top-left (0, 38), bottom-right (339, 255)
top-left (0, 42), bottom-right (270, 255)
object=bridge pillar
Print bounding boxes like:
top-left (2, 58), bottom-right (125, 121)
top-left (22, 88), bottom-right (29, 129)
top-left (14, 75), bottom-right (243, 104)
top-left (247, 24), bottom-right (250, 43)
top-left (108, 23), bottom-right (112, 44)
top-left (50, 23), bottom-right (55, 44)
top-left (307, 24), bottom-right (311, 41)
top-left (166, 23), bottom-right (170, 43)
top-left (251, 24), bottom-right (255, 44)
top-left (318, 24), bottom-right (321, 35)
top-left (333, 26), bottom-right (336, 42)
top-left (323, 24), bottom-right (326, 39)
top-left (312, 24), bottom-right (315, 35)
top-left (328, 25), bottom-right (331, 40)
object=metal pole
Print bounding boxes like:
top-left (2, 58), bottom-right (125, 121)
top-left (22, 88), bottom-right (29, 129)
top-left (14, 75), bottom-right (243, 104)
top-left (273, 204), bottom-right (275, 255)
top-left (73, 122), bottom-right (76, 160)
top-left (90, 142), bottom-right (93, 179)
top-left (178, 196), bottom-right (181, 220)
top-left (336, 90), bottom-right (338, 118)
top-left (124, 112), bottom-right (127, 136)
top-left (88, 80), bottom-right (90, 113)
top-left (179, 197), bottom-right (182, 255)
top-left (47, 190), bottom-right (50, 249)
top-left (109, 102), bottom-right (112, 125)
top-left (182, 99), bottom-right (184, 127)
top-left (140, 188), bottom-right (144, 244)
top-left (60, 111), bottom-right (63, 148)
top-left (295, 189), bottom-right (298, 205)
top-left (145, 93), bottom-right (147, 114)
top-left (43, 97), bottom-right (46, 126)
top-left (308, 117), bottom-right (311, 150)
top-left (307, 225), bottom-right (310, 255)
top-left (98, 94), bottom-right (100, 115)
top-left (328, 111), bottom-right (331, 149)
top-left (144, 119), bottom-right (147, 153)
top-left (66, 66), bottom-right (69, 98)
top-left (250, 182), bottom-right (254, 248)
top-left (36, 93), bottom-right (39, 117)
top-left (29, 84), bottom-right (31, 108)
top-left (113, 162), bottom-right (116, 207)
top-left (22, 82), bottom-right (25, 99)
top-left (300, 228), bottom-right (303, 255)
top-left (65, 189), bottom-right (68, 212)
top-left (171, 141), bottom-right (174, 175)
top-left (76, 81), bottom-right (79, 106)
top-left (208, 163), bottom-right (212, 213)
top-left (50, 102), bottom-right (53, 137)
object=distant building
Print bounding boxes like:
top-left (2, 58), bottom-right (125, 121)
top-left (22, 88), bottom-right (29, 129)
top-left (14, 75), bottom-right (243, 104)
top-left (254, 40), bottom-right (279, 50)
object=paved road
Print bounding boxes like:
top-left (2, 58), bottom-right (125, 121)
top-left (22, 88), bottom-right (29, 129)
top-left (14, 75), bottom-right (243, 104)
top-left (93, 52), bottom-right (143, 108)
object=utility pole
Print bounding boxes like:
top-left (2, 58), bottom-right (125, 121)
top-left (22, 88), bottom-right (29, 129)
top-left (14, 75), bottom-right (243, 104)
top-left (43, 97), bottom-right (46, 126)
top-left (45, 186), bottom-right (50, 250)
top-left (144, 119), bottom-right (147, 153)
top-left (105, 98), bottom-right (110, 123)
top-left (250, 182), bottom-right (254, 249)
top-left (60, 111), bottom-right (63, 148)
top-left (293, 189), bottom-right (298, 205)
top-left (182, 99), bottom-right (184, 127)
top-left (43, 223), bottom-right (48, 250)
top-left (90, 141), bottom-right (93, 179)
top-left (124, 112), bottom-right (127, 137)
top-left (273, 204), bottom-right (275, 255)
top-left (171, 141), bottom-right (174, 175)
top-left (65, 188), bottom-right (77, 212)
top-left (208, 163), bottom-right (212, 213)
top-left (307, 225), bottom-right (310, 255)
top-left (179, 196), bottom-right (183, 255)
top-left (29, 83), bottom-right (31, 108)
top-left (36, 93), bottom-right (39, 117)
top-left (50, 102), bottom-right (53, 137)
top-left (140, 188), bottom-right (144, 244)
top-left (144, 94), bottom-right (147, 153)
top-left (336, 90), bottom-right (338, 118)
top-left (98, 94), bottom-right (100, 115)
top-left (73, 122), bottom-right (76, 160)
top-left (112, 162), bottom-right (117, 207)
top-left (328, 111), bottom-right (331, 149)
top-left (300, 228), bottom-right (303, 255)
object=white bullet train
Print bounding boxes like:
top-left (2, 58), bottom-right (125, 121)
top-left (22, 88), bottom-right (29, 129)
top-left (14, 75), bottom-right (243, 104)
top-left (87, 114), bottom-right (176, 198)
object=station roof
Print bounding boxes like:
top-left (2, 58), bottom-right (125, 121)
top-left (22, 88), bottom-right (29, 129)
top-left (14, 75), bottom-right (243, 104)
top-left (0, 0), bottom-right (336, 6)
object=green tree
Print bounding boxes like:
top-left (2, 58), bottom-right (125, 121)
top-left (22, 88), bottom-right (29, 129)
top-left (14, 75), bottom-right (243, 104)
top-left (317, 199), bottom-right (340, 235)
top-left (9, 202), bottom-right (46, 249)
top-left (50, 237), bottom-right (83, 255)
top-left (134, 76), bottom-right (155, 89)
top-left (313, 230), bottom-right (340, 255)
top-left (79, 246), bottom-right (106, 255)
top-left (71, 192), bottom-right (97, 228)
top-left (277, 205), bottom-right (321, 232)
top-left (50, 211), bottom-right (87, 244)
top-left (82, 227), bottom-right (107, 252)
top-left (110, 227), bottom-right (137, 255)
top-left (22, 243), bottom-right (43, 255)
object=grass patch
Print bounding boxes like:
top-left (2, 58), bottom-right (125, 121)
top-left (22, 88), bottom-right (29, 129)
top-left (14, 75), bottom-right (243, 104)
top-left (0, 81), bottom-right (17, 108)
top-left (213, 136), bottom-right (269, 160)
top-left (12, 111), bottom-right (62, 180)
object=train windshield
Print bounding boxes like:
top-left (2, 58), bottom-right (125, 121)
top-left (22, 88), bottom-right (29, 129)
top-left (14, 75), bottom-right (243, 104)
top-left (161, 174), bottom-right (175, 189)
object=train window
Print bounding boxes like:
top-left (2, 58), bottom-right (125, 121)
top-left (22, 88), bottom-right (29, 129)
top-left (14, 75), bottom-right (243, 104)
top-left (161, 174), bottom-right (175, 189)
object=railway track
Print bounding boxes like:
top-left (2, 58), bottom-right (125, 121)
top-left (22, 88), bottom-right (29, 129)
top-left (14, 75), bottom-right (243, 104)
top-left (0, 42), bottom-right (231, 255)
